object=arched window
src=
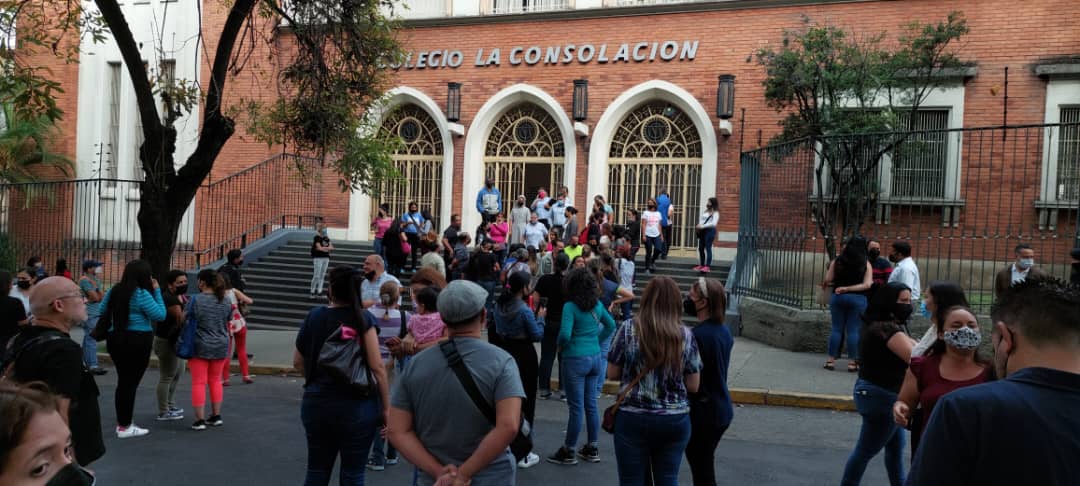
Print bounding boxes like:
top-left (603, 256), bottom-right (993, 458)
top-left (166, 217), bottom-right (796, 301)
top-left (373, 104), bottom-right (444, 224)
top-left (484, 103), bottom-right (565, 214)
top-left (607, 102), bottom-right (702, 251)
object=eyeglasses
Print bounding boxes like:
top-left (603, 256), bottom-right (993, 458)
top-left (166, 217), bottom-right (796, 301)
top-left (55, 294), bottom-right (86, 303)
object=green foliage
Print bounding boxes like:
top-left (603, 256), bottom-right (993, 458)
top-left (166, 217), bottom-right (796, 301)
top-left (0, 103), bottom-right (72, 183)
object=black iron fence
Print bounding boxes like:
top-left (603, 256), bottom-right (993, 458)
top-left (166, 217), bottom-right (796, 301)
top-left (731, 123), bottom-right (1080, 312)
top-left (0, 153), bottom-right (324, 284)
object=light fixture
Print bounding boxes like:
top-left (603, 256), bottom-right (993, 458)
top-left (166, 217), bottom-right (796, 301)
top-left (572, 79), bottom-right (588, 122)
top-left (716, 74), bottom-right (735, 120)
top-left (446, 82), bottom-right (461, 122)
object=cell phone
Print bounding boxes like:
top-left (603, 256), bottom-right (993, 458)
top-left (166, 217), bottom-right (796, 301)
top-left (538, 297), bottom-right (548, 308)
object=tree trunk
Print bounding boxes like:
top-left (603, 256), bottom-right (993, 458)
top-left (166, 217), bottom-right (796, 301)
top-left (138, 186), bottom-right (181, 279)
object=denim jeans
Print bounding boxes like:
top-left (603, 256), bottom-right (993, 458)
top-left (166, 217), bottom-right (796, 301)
top-left (301, 388), bottom-right (381, 486)
top-left (697, 228), bottom-right (716, 267)
top-left (829, 293), bottom-right (868, 360)
top-left (373, 238), bottom-right (384, 261)
top-left (596, 330), bottom-right (615, 396)
top-left (841, 378), bottom-right (906, 486)
top-left (644, 236), bottom-right (664, 267)
top-left (81, 315), bottom-right (99, 368)
top-left (613, 411), bottom-right (691, 486)
top-left (561, 354), bottom-right (603, 449)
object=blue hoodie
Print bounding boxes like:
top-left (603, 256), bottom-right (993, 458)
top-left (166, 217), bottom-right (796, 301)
top-left (477, 186), bottom-right (502, 215)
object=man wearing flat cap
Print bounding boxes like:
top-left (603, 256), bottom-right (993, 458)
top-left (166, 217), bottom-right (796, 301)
top-left (388, 280), bottom-right (524, 486)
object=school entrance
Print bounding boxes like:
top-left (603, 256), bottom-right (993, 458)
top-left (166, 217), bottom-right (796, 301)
top-left (371, 104), bottom-right (445, 223)
top-left (484, 103), bottom-right (565, 211)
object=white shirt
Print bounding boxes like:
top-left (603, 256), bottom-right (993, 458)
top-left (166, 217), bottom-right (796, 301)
top-left (617, 258), bottom-right (635, 290)
top-left (550, 199), bottom-right (568, 226)
top-left (361, 272), bottom-right (402, 306)
top-left (698, 210), bottom-right (717, 229)
top-left (911, 326), bottom-right (937, 358)
top-left (887, 257), bottom-right (921, 301)
top-left (1010, 264), bottom-right (1030, 284)
top-left (642, 211), bottom-right (662, 237)
top-left (523, 222), bottom-right (547, 249)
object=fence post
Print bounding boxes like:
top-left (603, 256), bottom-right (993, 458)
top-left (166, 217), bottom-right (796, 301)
top-left (726, 149), bottom-right (763, 334)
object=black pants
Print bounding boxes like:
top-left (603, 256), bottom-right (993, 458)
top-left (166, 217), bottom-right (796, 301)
top-left (684, 421), bottom-right (729, 486)
top-left (538, 321), bottom-right (561, 392)
top-left (661, 225), bottom-right (673, 257)
top-left (500, 338), bottom-right (539, 425)
top-left (106, 330), bottom-right (154, 427)
top-left (406, 232), bottom-right (421, 269)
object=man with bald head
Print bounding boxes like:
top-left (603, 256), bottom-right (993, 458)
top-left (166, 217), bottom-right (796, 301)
top-left (360, 254), bottom-right (401, 308)
top-left (8, 277), bottom-right (105, 465)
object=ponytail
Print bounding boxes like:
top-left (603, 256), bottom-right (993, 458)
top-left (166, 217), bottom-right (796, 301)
top-left (197, 269), bottom-right (227, 302)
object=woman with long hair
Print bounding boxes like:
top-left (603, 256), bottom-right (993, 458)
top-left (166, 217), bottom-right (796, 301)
top-left (893, 305), bottom-right (991, 458)
top-left (371, 204), bottom-right (394, 261)
top-left (607, 277), bottom-right (702, 485)
top-left (490, 212), bottom-right (510, 264)
top-left (911, 282), bottom-right (969, 358)
top-left (493, 271), bottom-right (544, 469)
top-left (382, 220), bottom-right (408, 277)
top-left (841, 282), bottom-right (917, 486)
top-left (684, 278), bottom-right (734, 486)
top-left (547, 268), bottom-right (617, 466)
top-left (101, 259), bottom-right (166, 439)
top-left (187, 269), bottom-right (233, 430)
top-left (823, 236), bottom-right (873, 372)
top-left (694, 197), bottom-right (719, 272)
top-left (0, 382), bottom-right (95, 485)
top-left (222, 276), bottom-right (255, 386)
top-left (294, 267), bottom-right (390, 486)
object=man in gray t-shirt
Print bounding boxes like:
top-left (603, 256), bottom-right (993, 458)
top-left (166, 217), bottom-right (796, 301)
top-left (390, 280), bottom-right (525, 486)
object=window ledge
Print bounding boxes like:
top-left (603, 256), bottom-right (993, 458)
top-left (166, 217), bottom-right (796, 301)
top-left (809, 195), bottom-right (965, 227)
top-left (1035, 60), bottom-right (1080, 79)
top-left (1035, 200), bottom-right (1078, 231)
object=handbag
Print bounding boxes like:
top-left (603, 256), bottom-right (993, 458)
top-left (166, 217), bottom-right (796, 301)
top-left (400, 236), bottom-right (412, 255)
top-left (440, 339), bottom-right (533, 462)
top-left (228, 303), bottom-right (246, 334)
top-left (602, 365), bottom-right (653, 434)
top-left (89, 307), bottom-right (113, 341)
top-left (695, 212), bottom-right (715, 239)
top-left (316, 323), bottom-right (375, 393)
top-left (175, 295), bottom-right (199, 360)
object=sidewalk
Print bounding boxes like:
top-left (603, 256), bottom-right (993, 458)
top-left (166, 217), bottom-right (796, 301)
top-left (79, 328), bottom-right (856, 411)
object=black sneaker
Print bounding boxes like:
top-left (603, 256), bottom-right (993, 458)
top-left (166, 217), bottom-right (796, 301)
top-left (89, 367), bottom-right (108, 376)
top-left (546, 446), bottom-right (578, 465)
top-left (539, 390), bottom-right (552, 400)
top-left (191, 420), bottom-right (207, 431)
top-left (578, 445), bottom-right (600, 463)
top-left (208, 415), bottom-right (224, 427)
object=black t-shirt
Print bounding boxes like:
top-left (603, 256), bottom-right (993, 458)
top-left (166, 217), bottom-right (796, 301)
top-left (858, 321), bottom-right (909, 392)
top-left (311, 235), bottom-right (332, 258)
top-left (219, 263), bottom-right (246, 292)
top-left (443, 226), bottom-right (460, 257)
top-left (11, 326), bottom-right (105, 466)
top-left (469, 251), bottom-right (500, 281)
top-left (534, 272), bottom-right (567, 330)
top-left (0, 296), bottom-right (27, 344)
top-left (154, 290), bottom-right (183, 339)
top-left (295, 306), bottom-right (376, 396)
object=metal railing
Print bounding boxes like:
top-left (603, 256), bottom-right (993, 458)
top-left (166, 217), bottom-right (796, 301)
top-left (490, 0), bottom-right (569, 14)
top-left (0, 153), bottom-right (325, 283)
top-left (731, 123), bottom-right (1080, 312)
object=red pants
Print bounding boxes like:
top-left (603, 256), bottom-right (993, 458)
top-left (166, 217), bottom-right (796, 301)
top-left (189, 358), bottom-right (227, 408)
top-left (223, 326), bottom-right (250, 380)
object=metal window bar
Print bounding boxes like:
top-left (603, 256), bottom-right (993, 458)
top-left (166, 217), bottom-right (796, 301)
top-left (490, 0), bottom-right (568, 14)
top-left (892, 110), bottom-right (949, 198)
top-left (1057, 108), bottom-right (1080, 201)
top-left (104, 63), bottom-right (122, 186)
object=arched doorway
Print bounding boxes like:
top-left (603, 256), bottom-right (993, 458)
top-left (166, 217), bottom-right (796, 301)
top-left (372, 104), bottom-right (445, 224)
top-left (607, 102), bottom-right (703, 251)
top-left (484, 103), bottom-right (565, 213)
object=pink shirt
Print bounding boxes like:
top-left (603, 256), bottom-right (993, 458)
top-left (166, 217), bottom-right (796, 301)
top-left (408, 311), bottom-right (446, 345)
top-left (373, 218), bottom-right (393, 238)
top-left (489, 222), bottom-right (509, 244)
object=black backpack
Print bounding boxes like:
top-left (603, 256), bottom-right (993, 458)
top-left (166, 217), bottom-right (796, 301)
top-left (1, 331), bottom-right (66, 382)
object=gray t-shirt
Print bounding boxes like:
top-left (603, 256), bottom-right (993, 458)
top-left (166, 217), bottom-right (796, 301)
top-left (360, 272), bottom-right (402, 306)
top-left (391, 338), bottom-right (525, 486)
top-left (185, 293), bottom-right (232, 360)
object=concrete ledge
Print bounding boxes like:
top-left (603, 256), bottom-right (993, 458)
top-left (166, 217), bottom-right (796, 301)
top-left (97, 353), bottom-right (302, 378)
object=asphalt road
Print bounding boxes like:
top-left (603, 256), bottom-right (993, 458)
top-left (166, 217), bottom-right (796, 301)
top-left (86, 370), bottom-right (899, 485)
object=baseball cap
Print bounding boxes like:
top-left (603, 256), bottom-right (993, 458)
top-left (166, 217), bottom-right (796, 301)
top-left (437, 280), bottom-right (489, 326)
top-left (82, 259), bottom-right (103, 272)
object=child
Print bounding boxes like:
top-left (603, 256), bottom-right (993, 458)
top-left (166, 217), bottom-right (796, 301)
top-left (402, 286), bottom-right (447, 354)
top-left (367, 281), bottom-right (402, 471)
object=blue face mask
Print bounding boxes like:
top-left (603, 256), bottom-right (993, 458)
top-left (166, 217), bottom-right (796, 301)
top-left (920, 300), bottom-right (932, 319)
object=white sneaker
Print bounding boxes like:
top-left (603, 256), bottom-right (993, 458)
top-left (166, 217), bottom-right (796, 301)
top-left (518, 452), bottom-right (541, 469)
top-left (116, 424), bottom-right (149, 439)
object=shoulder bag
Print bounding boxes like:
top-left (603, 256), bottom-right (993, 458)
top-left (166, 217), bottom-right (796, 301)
top-left (175, 295), bottom-right (199, 359)
top-left (440, 339), bottom-right (533, 462)
top-left (317, 319), bottom-right (376, 394)
top-left (602, 365), bottom-right (653, 433)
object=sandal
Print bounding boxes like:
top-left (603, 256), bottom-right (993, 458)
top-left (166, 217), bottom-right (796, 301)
top-left (848, 362), bottom-right (860, 373)
top-left (823, 359), bottom-right (836, 371)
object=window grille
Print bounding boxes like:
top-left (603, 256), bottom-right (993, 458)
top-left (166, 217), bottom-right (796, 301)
top-left (104, 62), bottom-right (122, 185)
top-left (891, 110), bottom-right (950, 198)
top-left (1056, 107), bottom-right (1080, 201)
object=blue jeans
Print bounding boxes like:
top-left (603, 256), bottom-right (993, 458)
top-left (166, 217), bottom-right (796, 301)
top-left (697, 228), bottom-right (716, 267)
top-left (644, 236), bottom-right (664, 267)
top-left (301, 388), bottom-right (381, 486)
top-left (373, 238), bottom-right (384, 261)
top-left (562, 354), bottom-right (603, 449)
top-left (828, 293), bottom-right (867, 360)
top-left (841, 379), bottom-right (906, 486)
top-left (613, 411), bottom-right (691, 486)
top-left (596, 332), bottom-right (615, 395)
top-left (81, 315), bottom-right (100, 368)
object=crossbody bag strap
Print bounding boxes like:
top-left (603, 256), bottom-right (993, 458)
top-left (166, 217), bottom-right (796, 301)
top-left (613, 366), bottom-right (653, 409)
top-left (440, 339), bottom-right (497, 425)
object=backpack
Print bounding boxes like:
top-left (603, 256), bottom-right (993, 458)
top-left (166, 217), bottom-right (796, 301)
top-left (1, 331), bottom-right (66, 382)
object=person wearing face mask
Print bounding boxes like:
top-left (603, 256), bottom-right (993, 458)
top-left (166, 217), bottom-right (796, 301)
top-left (477, 178), bottom-right (503, 223)
top-left (10, 269), bottom-right (33, 317)
top-left (993, 243), bottom-right (1046, 300)
top-left (885, 241), bottom-right (920, 302)
top-left (892, 305), bottom-right (990, 458)
top-left (908, 278), bottom-right (1080, 485)
top-left (641, 198), bottom-right (664, 273)
top-left (548, 189), bottom-right (568, 235)
top-left (841, 282), bottom-right (917, 486)
top-left (0, 382), bottom-right (96, 486)
top-left (76, 261), bottom-right (107, 376)
top-left (218, 249), bottom-right (246, 293)
top-left (911, 282), bottom-right (969, 358)
top-left (683, 278), bottom-right (734, 486)
top-left (0, 271), bottom-right (29, 349)
top-left (866, 239), bottom-right (892, 294)
top-left (152, 270), bottom-right (189, 422)
top-left (531, 187), bottom-right (553, 230)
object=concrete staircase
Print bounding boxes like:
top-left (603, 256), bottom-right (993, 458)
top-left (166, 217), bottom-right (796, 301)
top-left (242, 239), bottom-right (730, 331)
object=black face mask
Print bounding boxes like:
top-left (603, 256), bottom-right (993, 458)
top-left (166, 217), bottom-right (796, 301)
top-left (175, 284), bottom-right (189, 296)
top-left (683, 298), bottom-right (698, 317)
top-left (868, 249), bottom-right (880, 260)
top-left (16, 280), bottom-right (30, 290)
top-left (486, 183), bottom-right (493, 188)
top-left (365, 270), bottom-right (377, 281)
top-left (887, 254), bottom-right (898, 263)
top-left (894, 303), bottom-right (914, 323)
top-left (46, 463), bottom-right (95, 486)
top-left (648, 205), bottom-right (656, 211)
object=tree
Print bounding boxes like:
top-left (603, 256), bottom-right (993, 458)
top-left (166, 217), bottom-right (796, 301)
top-left (756, 12), bottom-right (970, 258)
top-left (2, 0), bottom-right (402, 276)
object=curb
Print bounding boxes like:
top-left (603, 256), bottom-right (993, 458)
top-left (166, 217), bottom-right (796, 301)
top-left (100, 354), bottom-right (854, 412)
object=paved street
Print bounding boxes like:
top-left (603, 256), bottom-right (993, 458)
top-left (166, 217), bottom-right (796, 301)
top-left (88, 371), bottom-right (899, 485)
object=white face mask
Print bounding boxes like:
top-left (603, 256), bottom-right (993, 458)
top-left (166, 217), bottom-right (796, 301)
top-left (1017, 258), bottom-right (1034, 270)
top-left (94, 267), bottom-right (103, 276)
